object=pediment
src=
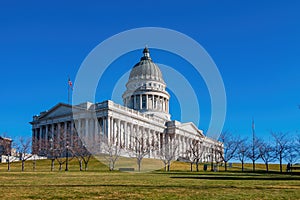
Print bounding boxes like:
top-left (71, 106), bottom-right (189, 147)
top-left (178, 122), bottom-right (204, 137)
top-left (38, 103), bottom-right (80, 119)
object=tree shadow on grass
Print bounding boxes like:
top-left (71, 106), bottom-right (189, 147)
top-left (153, 170), bottom-right (300, 177)
top-left (170, 175), bottom-right (300, 181)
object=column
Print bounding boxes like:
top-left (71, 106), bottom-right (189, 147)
top-left (183, 136), bottom-right (186, 155)
top-left (45, 125), bottom-right (48, 150)
top-left (107, 117), bottom-right (113, 143)
top-left (147, 129), bottom-right (151, 158)
top-left (106, 117), bottom-right (109, 142)
top-left (122, 122), bottom-right (125, 147)
top-left (118, 120), bottom-right (121, 146)
top-left (57, 123), bottom-right (61, 142)
top-left (32, 129), bottom-right (36, 153)
top-left (146, 94), bottom-right (149, 109)
top-left (123, 122), bottom-right (127, 148)
top-left (167, 99), bottom-right (169, 113)
top-left (112, 119), bottom-right (115, 144)
top-left (157, 132), bottom-right (160, 153)
top-left (152, 95), bottom-right (154, 109)
top-left (51, 124), bottom-right (54, 141)
top-left (77, 119), bottom-right (81, 138)
top-left (64, 122), bottom-right (67, 146)
top-left (85, 119), bottom-right (89, 142)
top-left (140, 94), bottom-right (142, 109)
top-left (70, 121), bottom-right (74, 146)
top-left (95, 118), bottom-right (98, 141)
top-left (38, 126), bottom-right (42, 153)
top-left (130, 123), bottom-right (134, 148)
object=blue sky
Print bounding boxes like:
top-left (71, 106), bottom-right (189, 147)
top-left (0, 1), bottom-right (299, 141)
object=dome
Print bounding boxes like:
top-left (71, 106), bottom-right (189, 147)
top-left (129, 48), bottom-right (164, 83)
top-left (123, 47), bottom-right (170, 121)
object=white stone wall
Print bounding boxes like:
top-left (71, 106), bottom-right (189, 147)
top-left (31, 101), bottom-right (221, 162)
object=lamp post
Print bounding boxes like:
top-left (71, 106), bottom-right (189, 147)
top-left (65, 142), bottom-right (69, 171)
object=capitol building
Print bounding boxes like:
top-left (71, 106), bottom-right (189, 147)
top-left (30, 47), bottom-right (222, 163)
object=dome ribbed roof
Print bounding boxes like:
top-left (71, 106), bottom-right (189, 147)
top-left (129, 47), bottom-right (164, 82)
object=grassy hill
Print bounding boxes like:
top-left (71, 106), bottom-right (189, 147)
top-left (0, 156), bottom-right (297, 173)
top-left (0, 157), bottom-right (300, 199)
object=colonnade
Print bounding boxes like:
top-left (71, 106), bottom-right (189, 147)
top-left (32, 117), bottom-right (218, 161)
top-left (32, 116), bottom-right (165, 157)
top-left (125, 94), bottom-right (169, 113)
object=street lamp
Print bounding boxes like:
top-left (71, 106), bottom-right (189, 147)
top-left (65, 142), bottom-right (69, 171)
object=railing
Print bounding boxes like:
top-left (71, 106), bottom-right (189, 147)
top-left (107, 101), bottom-right (165, 124)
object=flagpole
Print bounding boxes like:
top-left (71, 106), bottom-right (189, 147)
top-left (68, 81), bottom-right (70, 105)
top-left (252, 117), bottom-right (255, 171)
top-left (68, 76), bottom-right (70, 105)
top-left (68, 76), bottom-right (73, 105)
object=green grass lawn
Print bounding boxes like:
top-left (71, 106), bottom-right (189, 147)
top-left (0, 158), bottom-right (299, 199)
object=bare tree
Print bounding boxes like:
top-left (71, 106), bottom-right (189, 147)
top-left (259, 140), bottom-right (275, 172)
top-left (284, 144), bottom-right (298, 168)
top-left (185, 138), bottom-right (205, 172)
top-left (295, 134), bottom-right (300, 155)
top-left (72, 143), bottom-right (92, 171)
top-left (235, 138), bottom-right (249, 172)
top-left (0, 134), bottom-right (13, 171)
top-left (31, 136), bottom-right (39, 171)
top-left (247, 136), bottom-right (262, 172)
top-left (159, 135), bottom-right (179, 172)
top-left (51, 133), bottom-right (72, 171)
top-left (216, 131), bottom-right (239, 171)
top-left (128, 129), bottom-right (154, 172)
top-left (272, 132), bottom-right (290, 173)
top-left (101, 137), bottom-right (122, 171)
top-left (47, 138), bottom-right (56, 171)
top-left (16, 137), bottom-right (32, 171)
top-left (185, 147), bottom-right (196, 172)
top-left (71, 134), bottom-right (98, 171)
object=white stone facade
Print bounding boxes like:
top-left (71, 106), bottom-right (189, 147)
top-left (30, 48), bottom-right (222, 163)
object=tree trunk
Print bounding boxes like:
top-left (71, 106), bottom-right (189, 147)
top-left (84, 162), bottom-right (88, 171)
top-left (241, 161), bottom-right (244, 172)
top-left (109, 162), bottom-right (113, 171)
top-left (252, 160), bottom-right (255, 172)
top-left (51, 159), bottom-right (55, 171)
top-left (22, 160), bottom-right (25, 171)
top-left (33, 159), bottom-right (36, 171)
top-left (138, 162), bottom-right (141, 172)
top-left (279, 154), bottom-right (282, 173)
top-left (7, 157), bottom-right (10, 172)
top-left (196, 162), bottom-right (199, 172)
top-left (224, 161), bottom-right (227, 171)
top-left (112, 161), bottom-right (116, 171)
top-left (167, 161), bottom-right (170, 172)
top-left (59, 163), bottom-right (62, 171)
top-left (190, 163), bottom-right (193, 172)
top-left (265, 162), bottom-right (269, 172)
top-left (79, 160), bottom-right (83, 171)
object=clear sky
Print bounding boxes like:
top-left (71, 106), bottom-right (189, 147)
top-left (0, 1), bottom-right (299, 141)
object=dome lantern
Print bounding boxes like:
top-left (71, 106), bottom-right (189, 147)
top-left (142, 46), bottom-right (150, 60)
